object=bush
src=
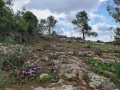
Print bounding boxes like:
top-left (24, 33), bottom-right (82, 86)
top-left (96, 40), bottom-right (103, 43)
top-left (113, 38), bottom-right (120, 45)
top-left (113, 61), bottom-right (120, 79)
top-left (2, 37), bottom-right (16, 46)
top-left (36, 74), bottom-right (59, 83)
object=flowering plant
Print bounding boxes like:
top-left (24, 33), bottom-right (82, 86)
top-left (21, 60), bottom-right (41, 77)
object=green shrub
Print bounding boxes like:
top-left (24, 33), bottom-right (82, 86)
top-left (96, 40), bottom-right (103, 43)
top-left (113, 61), bottom-right (120, 79)
top-left (114, 38), bottom-right (120, 45)
top-left (36, 75), bottom-right (53, 83)
top-left (85, 58), bottom-right (101, 65)
top-left (91, 67), bottom-right (104, 74)
top-left (2, 37), bottom-right (16, 46)
top-left (0, 58), bottom-right (4, 71)
top-left (9, 53), bottom-right (18, 66)
top-left (36, 74), bottom-right (59, 83)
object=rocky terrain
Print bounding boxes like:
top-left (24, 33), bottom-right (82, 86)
top-left (0, 41), bottom-right (120, 90)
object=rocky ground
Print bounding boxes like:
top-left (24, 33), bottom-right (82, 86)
top-left (0, 41), bottom-right (120, 90)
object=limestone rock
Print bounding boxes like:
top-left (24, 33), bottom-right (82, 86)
top-left (104, 83), bottom-right (117, 90)
top-left (5, 88), bottom-right (13, 90)
top-left (58, 79), bottom-right (65, 84)
top-left (65, 73), bottom-right (77, 80)
top-left (58, 55), bottom-right (68, 63)
top-left (88, 73), bottom-right (111, 89)
top-left (34, 86), bottom-right (45, 90)
top-left (74, 86), bottom-right (86, 90)
top-left (35, 85), bottom-right (76, 90)
top-left (39, 73), bottom-right (49, 79)
top-left (41, 56), bottom-right (49, 61)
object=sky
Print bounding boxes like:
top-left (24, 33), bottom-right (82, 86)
top-left (12, 0), bottom-right (116, 42)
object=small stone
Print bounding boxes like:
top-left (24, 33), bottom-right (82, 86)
top-left (87, 54), bottom-right (92, 57)
top-left (82, 80), bottom-right (86, 85)
top-left (101, 79), bottom-right (110, 88)
top-left (67, 52), bottom-right (73, 56)
top-left (72, 68), bottom-right (79, 75)
top-left (78, 52), bottom-right (87, 57)
top-left (34, 86), bottom-right (45, 90)
top-left (65, 73), bottom-right (77, 80)
top-left (58, 55), bottom-right (68, 63)
top-left (39, 73), bottom-right (49, 79)
top-left (74, 86), bottom-right (86, 90)
top-left (58, 79), bottom-right (65, 84)
top-left (78, 70), bottom-right (84, 80)
top-left (41, 56), bottom-right (49, 61)
top-left (5, 88), bottom-right (13, 90)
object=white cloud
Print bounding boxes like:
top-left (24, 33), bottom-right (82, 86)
top-left (86, 22), bottom-right (114, 42)
top-left (89, 13), bottom-right (106, 22)
top-left (99, 0), bottom-right (107, 2)
top-left (30, 9), bottom-right (66, 20)
top-left (12, 0), bottom-right (30, 12)
top-left (92, 22), bottom-right (111, 32)
top-left (25, 0), bottom-right (102, 13)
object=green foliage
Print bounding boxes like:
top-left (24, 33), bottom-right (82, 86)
top-left (113, 61), bottom-right (120, 79)
top-left (36, 74), bottom-right (59, 83)
top-left (9, 53), bottom-right (18, 66)
top-left (114, 36), bottom-right (120, 45)
top-left (40, 15), bottom-right (57, 35)
top-left (23, 11), bottom-right (38, 34)
top-left (85, 58), bottom-right (113, 73)
top-left (0, 0), bottom-right (41, 44)
top-left (91, 67), bottom-right (104, 74)
top-left (107, 0), bottom-right (120, 23)
top-left (85, 58), bottom-right (101, 65)
top-left (2, 37), bottom-right (16, 46)
top-left (0, 58), bottom-right (4, 71)
top-left (96, 40), bottom-right (103, 43)
top-left (0, 75), bottom-right (6, 87)
top-left (72, 11), bottom-right (97, 41)
top-left (0, 0), bottom-right (5, 8)
top-left (85, 58), bottom-right (120, 82)
top-left (13, 14), bottom-right (28, 33)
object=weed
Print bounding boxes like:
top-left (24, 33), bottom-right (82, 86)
top-left (2, 37), bottom-right (16, 46)
top-left (91, 67), bottom-right (104, 74)
top-left (9, 53), bottom-right (18, 66)
top-left (113, 61), bottom-right (120, 79)
top-left (0, 58), bottom-right (4, 71)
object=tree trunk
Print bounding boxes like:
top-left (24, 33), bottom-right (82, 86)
top-left (83, 30), bottom-right (85, 42)
top-left (48, 26), bottom-right (51, 35)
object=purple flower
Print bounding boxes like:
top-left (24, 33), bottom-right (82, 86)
top-left (25, 72), bottom-right (28, 74)
top-left (7, 65), bottom-right (10, 67)
top-left (101, 60), bottom-right (111, 65)
top-left (27, 69), bottom-right (35, 76)
top-left (33, 68), bottom-right (37, 70)
top-left (22, 71), bottom-right (25, 74)
top-left (25, 61), bottom-right (31, 66)
top-left (31, 63), bottom-right (35, 66)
